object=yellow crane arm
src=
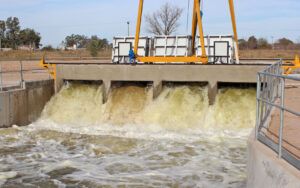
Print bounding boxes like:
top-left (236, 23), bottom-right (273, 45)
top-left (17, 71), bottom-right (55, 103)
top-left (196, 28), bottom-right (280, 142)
top-left (228, 0), bottom-right (240, 60)
top-left (133, 0), bottom-right (240, 64)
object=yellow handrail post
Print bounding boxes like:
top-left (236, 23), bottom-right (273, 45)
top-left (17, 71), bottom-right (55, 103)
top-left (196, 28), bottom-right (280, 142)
top-left (40, 56), bottom-right (56, 80)
top-left (39, 56), bottom-right (45, 67)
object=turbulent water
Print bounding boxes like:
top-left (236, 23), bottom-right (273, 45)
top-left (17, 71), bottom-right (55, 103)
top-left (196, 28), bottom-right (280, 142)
top-left (0, 82), bottom-right (256, 187)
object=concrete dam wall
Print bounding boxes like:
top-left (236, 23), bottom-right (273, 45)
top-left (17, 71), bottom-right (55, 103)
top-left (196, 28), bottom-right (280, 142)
top-left (55, 64), bottom-right (267, 105)
top-left (0, 79), bottom-right (54, 128)
top-left (1, 63), bottom-right (298, 187)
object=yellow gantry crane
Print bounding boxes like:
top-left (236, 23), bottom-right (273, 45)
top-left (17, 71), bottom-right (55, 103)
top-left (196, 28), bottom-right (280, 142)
top-left (134, 0), bottom-right (240, 64)
top-left (39, 0), bottom-right (299, 77)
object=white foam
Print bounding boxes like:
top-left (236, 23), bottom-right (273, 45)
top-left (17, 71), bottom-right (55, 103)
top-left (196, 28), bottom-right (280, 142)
top-left (41, 160), bottom-right (74, 173)
top-left (0, 83), bottom-right (256, 186)
top-left (40, 83), bottom-right (256, 131)
top-left (0, 171), bottom-right (17, 186)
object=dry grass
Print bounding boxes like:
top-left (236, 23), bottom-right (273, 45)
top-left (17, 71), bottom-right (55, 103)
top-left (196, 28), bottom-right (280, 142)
top-left (0, 49), bottom-right (112, 60)
top-left (240, 49), bottom-right (300, 59)
top-left (0, 49), bottom-right (299, 60)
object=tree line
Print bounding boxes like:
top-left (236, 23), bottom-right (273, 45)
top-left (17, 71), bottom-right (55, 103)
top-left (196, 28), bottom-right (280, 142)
top-left (239, 36), bottom-right (300, 50)
top-left (63, 34), bottom-right (110, 56)
top-left (0, 17), bottom-right (41, 49)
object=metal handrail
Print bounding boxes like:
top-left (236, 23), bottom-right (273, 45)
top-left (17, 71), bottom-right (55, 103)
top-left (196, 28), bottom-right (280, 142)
top-left (0, 57), bottom-right (111, 61)
top-left (255, 60), bottom-right (300, 170)
top-left (0, 60), bottom-right (51, 91)
top-left (258, 71), bottom-right (300, 81)
top-left (0, 69), bottom-right (46, 73)
top-left (259, 98), bottom-right (300, 117)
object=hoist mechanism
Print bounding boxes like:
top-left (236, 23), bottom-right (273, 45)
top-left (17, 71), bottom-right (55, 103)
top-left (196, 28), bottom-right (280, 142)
top-left (133, 0), bottom-right (240, 64)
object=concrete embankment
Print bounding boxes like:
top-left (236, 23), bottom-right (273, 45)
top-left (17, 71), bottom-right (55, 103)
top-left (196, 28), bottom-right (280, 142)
top-left (247, 131), bottom-right (300, 188)
top-left (0, 79), bottom-right (54, 128)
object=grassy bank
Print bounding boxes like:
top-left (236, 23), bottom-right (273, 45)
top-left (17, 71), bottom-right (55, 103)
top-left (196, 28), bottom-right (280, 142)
top-left (240, 49), bottom-right (300, 59)
top-left (0, 49), bottom-right (299, 60)
top-left (0, 49), bottom-right (112, 60)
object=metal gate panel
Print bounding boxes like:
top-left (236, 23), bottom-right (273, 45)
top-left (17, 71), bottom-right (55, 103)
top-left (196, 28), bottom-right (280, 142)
top-left (112, 36), bottom-right (151, 63)
top-left (196, 35), bottom-right (235, 64)
top-left (154, 35), bottom-right (192, 57)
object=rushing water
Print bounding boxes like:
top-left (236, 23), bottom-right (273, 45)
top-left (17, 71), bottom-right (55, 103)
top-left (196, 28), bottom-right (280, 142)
top-left (0, 83), bottom-right (256, 187)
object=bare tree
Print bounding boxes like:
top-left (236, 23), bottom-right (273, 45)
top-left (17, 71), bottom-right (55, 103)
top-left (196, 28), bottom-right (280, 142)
top-left (145, 2), bottom-right (183, 35)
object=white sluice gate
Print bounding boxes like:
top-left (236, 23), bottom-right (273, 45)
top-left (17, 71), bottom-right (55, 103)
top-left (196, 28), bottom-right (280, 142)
top-left (112, 35), bottom-right (238, 64)
top-left (112, 36), bottom-right (151, 63)
top-left (153, 36), bottom-right (192, 57)
top-left (196, 35), bottom-right (236, 64)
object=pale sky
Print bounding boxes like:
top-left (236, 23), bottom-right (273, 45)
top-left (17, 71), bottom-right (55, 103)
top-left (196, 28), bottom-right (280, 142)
top-left (1, 0), bottom-right (299, 47)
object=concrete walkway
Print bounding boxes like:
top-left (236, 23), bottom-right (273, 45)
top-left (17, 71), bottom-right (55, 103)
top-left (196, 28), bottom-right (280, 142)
top-left (266, 79), bottom-right (300, 159)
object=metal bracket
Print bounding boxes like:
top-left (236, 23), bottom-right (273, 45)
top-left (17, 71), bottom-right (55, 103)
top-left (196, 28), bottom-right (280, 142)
top-left (282, 55), bottom-right (300, 75)
top-left (40, 57), bottom-right (56, 80)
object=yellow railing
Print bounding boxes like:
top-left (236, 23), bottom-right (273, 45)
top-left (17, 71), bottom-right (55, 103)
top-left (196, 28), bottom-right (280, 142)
top-left (282, 56), bottom-right (300, 75)
top-left (40, 57), bottom-right (56, 80)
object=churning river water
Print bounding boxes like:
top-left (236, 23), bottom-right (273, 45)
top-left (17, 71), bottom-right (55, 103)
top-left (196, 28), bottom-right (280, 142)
top-left (0, 83), bottom-right (256, 187)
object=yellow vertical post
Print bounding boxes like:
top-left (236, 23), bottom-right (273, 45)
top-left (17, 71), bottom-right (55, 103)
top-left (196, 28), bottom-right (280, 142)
top-left (40, 56), bottom-right (56, 80)
top-left (191, 0), bottom-right (198, 56)
top-left (195, 0), bottom-right (207, 61)
top-left (39, 56), bottom-right (45, 67)
top-left (134, 0), bottom-right (144, 56)
top-left (228, 0), bottom-right (240, 59)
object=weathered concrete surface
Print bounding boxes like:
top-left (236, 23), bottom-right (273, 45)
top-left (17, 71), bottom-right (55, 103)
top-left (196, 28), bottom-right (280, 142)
top-left (247, 131), bottom-right (300, 188)
top-left (56, 64), bottom-right (266, 104)
top-left (0, 79), bottom-right (54, 128)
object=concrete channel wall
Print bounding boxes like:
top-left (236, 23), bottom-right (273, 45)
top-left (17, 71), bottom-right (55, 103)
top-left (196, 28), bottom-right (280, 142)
top-left (0, 79), bottom-right (54, 128)
top-left (56, 64), bottom-right (267, 105)
top-left (247, 131), bottom-right (300, 188)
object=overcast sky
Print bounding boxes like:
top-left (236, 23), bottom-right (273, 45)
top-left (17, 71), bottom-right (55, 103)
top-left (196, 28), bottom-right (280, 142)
top-left (1, 0), bottom-right (299, 47)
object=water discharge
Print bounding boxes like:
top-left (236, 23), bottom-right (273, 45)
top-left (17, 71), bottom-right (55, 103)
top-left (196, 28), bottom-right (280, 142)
top-left (0, 82), bottom-right (256, 187)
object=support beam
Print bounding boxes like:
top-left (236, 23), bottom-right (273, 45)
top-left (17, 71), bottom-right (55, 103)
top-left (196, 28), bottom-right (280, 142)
top-left (136, 56), bottom-right (208, 63)
top-left (134, 0), bottom-right (144, 55)
top-left (153, 81), bottom-right (162, 99)
top-left (102, 80), bottom-right (111, 104)
top-left (55, 66), bottom-right (64, 92)
top-left (208, 81), bottom-right (218, 105)
top-left (228, 0), bottom-right (240, 60)
top-left (195, 0), bottom-right (207, 62)
top-left (191, 0), bottom-right (198, 56)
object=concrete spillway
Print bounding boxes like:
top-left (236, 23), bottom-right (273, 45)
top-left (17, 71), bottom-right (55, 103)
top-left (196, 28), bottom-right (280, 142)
top-left (0, 81), bottom-right (257, 186)
top-left (55, 64), bottom-right (267, 105)
top-left (3, 63), bottom-right (297, 187)
top-left (44, 82), bottom-right (256, 129)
